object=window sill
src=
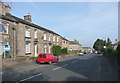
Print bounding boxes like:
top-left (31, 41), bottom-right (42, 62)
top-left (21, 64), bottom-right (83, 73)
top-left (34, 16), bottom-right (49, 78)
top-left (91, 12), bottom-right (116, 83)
top-left (25, 37), bottom-right (31, 39)
top-left (25, 53), bottom-right (31, 55)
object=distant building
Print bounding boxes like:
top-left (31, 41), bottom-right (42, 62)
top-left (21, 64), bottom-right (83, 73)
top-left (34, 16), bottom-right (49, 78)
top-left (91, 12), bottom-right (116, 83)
top-left (61, 37), bottom-right (69, 49)
top-left (81, 47), bottom-right (93, 53)
top-left (68, 40), bottom-right (81, 52)
top-left (113, 41), bottom-right (120, 50)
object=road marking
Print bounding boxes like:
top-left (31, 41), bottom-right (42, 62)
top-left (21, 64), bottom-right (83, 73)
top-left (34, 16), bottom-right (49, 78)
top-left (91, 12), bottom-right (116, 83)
top-left (79, 74), bottom-right (88, 79)
top-left (52, 67), bottom-right (61, 71)
top-left (52, 64), bottom-right (68, 71)
top-left (62, 64), bottom-right (68, 67)
top-left (72, 60), bottom-right (78, 63)
top-left (16, 73), bottom-right (42, 83)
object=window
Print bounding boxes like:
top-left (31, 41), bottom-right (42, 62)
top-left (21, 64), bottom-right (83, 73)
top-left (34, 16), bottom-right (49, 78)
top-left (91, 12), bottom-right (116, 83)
top-left (43, 54), bottom-right (46, 58)
top-left (53, 35), bottom-right (55, 42)
top-left (5, 45), bottom-right (8, 48)
top-left (25, 41), bottom-right (31, 53)
top-left (49, 34), bottom-right (51, 41)
top-left (43, 32), bottom-right (46, 40)
top-left (44, 44), bottom-right (47, 53)
top-left (34, 30), bottom-right (37, 38)
top-left (0, 22), bottom-right (9, 34)
top-left (25, 27), bottom-right (30, 37)
top-left (57, 36), bottom-right (59, 42)
top-left (39, 54), bottom-right (42, 58)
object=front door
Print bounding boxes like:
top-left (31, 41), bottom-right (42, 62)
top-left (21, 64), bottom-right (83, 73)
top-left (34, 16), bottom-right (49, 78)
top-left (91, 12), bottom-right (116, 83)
top-left (35, 44), bottom-right (38, 57)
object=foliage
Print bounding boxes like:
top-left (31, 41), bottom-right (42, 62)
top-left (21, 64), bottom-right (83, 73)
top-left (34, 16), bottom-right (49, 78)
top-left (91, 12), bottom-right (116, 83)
top-left (68, 50), bottom-right (78, 55)
top-left (29, 56), bottom-right (37, 60)
top-left (115, 44), bottom-right (120, 66)
top-left (61, 48), bottom-right (68, 54)
top-left (93, 38), bottom-right (114, 54)
top-left (93, 39), bottom-right (105, 53)
top-left (52, 45), bottom-right (61, 56)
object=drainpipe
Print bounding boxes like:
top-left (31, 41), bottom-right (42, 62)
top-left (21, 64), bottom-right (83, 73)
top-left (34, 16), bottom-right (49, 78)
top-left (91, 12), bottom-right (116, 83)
top-left (12, 22), bottom-right (16, 60)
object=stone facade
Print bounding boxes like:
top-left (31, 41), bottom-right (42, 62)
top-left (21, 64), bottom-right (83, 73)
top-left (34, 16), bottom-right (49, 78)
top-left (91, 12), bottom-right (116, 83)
top-left (81, 47), bottom-right (93, 53)
top-left (68, 40), bottom-right (81, 51)
top-left (0, 2), bottom-right (81, 58)
top-left (61, 37), bottom-right (69, 49)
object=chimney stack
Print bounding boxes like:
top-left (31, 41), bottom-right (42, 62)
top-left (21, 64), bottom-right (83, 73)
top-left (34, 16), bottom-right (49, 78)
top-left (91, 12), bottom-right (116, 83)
top-left (0, 1), bottom-right (11, 15)
top-left (24, 13), bottom-right (32, 22)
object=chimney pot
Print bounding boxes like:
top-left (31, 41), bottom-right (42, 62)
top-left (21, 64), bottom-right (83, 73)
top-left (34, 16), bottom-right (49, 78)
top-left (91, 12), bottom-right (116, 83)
top-left (24, 13), bottom-right (32, 22)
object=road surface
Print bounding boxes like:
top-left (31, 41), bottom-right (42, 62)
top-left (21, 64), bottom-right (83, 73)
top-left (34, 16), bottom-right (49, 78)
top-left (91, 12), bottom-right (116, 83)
top-left (2, 54), bottom-right (118, 82)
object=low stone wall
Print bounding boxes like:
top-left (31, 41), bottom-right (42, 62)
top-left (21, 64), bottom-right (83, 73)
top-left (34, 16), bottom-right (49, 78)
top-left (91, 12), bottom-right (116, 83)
top-left (2, 57), bottom-right (33, 68)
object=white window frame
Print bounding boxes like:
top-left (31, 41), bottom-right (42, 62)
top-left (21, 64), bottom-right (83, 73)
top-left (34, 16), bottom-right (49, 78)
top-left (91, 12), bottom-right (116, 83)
top-left (57, 36), bottom-right (59, 42)
top-left (25, 41), bottom-right (31, 53)
top-left (0, 22), bottom-right (9, 34)
top-left (44, 44), bottom-right (47, 53)
top-left (43, 32), bottom-right (47, 40)
top-left (34, 30), bottom-right (37, 38)
top-left (49, 34), bottom-right (51, 41)
top-left (25, 28), bottom-right (31, 37)
top-left (53, 35), bottom-right (55, 42)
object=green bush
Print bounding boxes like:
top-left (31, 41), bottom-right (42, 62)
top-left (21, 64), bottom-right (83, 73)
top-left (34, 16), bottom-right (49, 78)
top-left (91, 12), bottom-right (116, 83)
top-left (52, 45), bottom-right (61, 56)
top-left (68, 50), bottom-right (77, 55)
top-left (61, 48), bottom-right (68, 54)
top-left (29, 56), bottom-right (37, 60)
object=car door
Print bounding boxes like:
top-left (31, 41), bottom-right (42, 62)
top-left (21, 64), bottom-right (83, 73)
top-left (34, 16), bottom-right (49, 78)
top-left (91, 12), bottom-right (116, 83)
top-left (38, 54), bottom-right (44, 63)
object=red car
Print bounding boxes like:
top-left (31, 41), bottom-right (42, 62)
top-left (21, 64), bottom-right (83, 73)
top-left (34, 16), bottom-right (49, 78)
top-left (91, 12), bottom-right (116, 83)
top-left (36, 53), bottom-right (58, 64)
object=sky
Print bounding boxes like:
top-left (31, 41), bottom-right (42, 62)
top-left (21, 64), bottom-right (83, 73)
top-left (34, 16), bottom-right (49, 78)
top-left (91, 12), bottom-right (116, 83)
top-left (5, 2), bottom-right (118, 47)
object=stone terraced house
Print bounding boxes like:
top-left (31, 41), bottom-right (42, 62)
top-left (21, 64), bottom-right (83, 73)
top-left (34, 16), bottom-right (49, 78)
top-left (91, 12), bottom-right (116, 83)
top-left (0, 2), bottom-right (70, 58)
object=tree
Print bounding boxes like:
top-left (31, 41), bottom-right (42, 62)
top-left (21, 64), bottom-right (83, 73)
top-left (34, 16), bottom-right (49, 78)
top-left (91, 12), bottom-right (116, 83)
top-left (106, 38), bottom-right (112, 46)
top-left (93, 39), bottom-right (105, 53)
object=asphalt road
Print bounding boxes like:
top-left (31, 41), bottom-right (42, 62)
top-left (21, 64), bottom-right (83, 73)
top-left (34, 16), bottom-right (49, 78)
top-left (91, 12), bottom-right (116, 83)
top-left (2, 54), bottom-right (118, 82)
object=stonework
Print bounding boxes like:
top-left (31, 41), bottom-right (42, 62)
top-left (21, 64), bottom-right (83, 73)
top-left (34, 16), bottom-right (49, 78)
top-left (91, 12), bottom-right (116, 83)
top-left (0, 2), bottom-right (81, 59)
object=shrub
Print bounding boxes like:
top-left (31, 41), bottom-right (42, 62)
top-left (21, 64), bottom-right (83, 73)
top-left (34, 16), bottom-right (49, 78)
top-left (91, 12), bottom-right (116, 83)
top-left (61, 48), bottom-right (68, 54)
top-left (116, 44), bottom-right (120, 66)
top-left (52, 45), bottom-right (61, 56)
top-left (29, 56), bottom-right (37, 60)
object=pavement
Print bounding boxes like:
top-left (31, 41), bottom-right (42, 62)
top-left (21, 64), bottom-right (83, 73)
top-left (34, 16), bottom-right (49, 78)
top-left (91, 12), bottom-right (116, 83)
top-left (1, 54), bottom-right (118, 82)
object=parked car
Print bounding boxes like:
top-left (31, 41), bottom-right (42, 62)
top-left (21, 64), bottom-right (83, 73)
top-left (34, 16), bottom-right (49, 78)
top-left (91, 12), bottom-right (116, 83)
top-left (77, 52), bottom-right (83, 56)
top-left (36, 53), bottom-right (58, 64)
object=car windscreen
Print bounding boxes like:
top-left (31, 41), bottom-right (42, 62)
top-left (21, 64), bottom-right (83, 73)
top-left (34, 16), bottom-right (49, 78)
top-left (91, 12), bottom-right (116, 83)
top-left (43, 54), bottom-right (46, 58)
top-left (39, 54), bottom-right (42, 58)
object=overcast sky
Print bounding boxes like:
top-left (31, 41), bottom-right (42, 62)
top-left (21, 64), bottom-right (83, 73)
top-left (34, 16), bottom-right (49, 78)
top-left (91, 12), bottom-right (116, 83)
top-left (7, 2), bottom-right (118, 47)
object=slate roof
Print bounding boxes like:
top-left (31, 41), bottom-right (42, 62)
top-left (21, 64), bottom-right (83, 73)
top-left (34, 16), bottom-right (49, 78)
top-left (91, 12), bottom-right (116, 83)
top-left (1, 14), bottom-right (18, 22)
top-left (69, 41), bottom-right (80, 45)
top-left (1, 13), bottom-right (61, 37)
